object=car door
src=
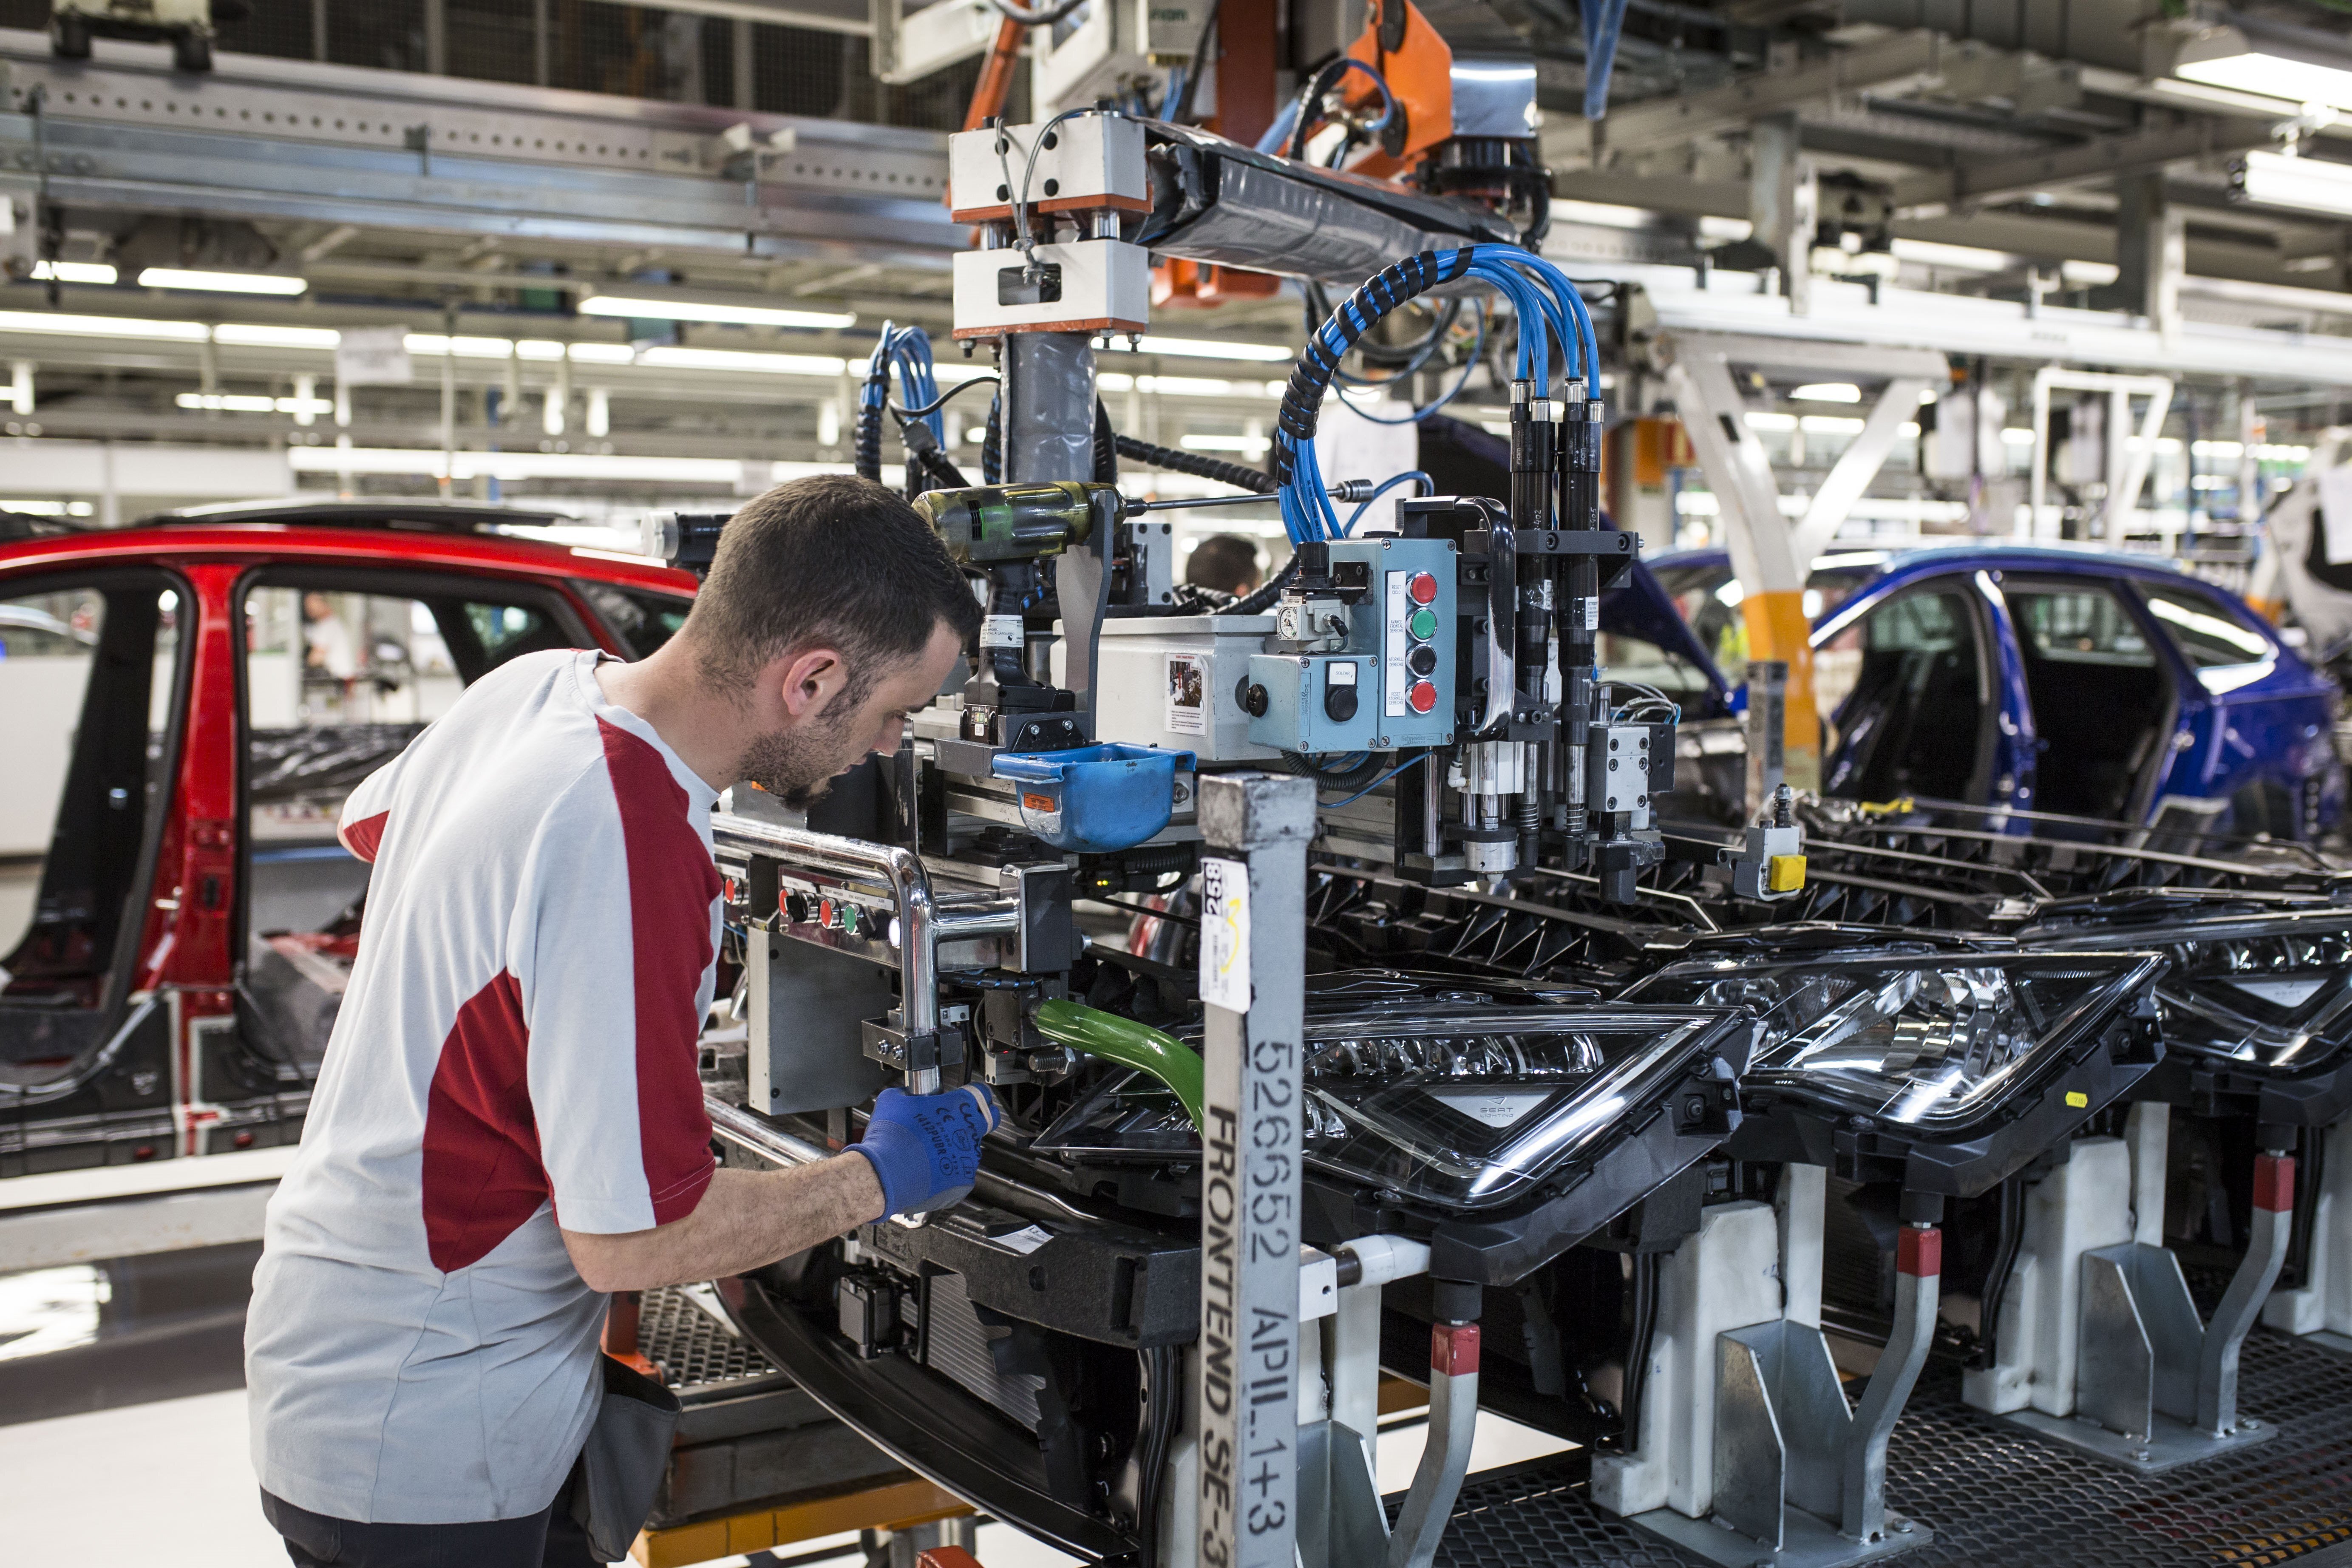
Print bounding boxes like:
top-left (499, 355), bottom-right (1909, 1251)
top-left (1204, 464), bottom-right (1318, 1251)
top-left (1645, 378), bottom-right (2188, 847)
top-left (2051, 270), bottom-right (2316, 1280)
top-left (228, 568), bottom-right (600, 1151)
top-left (1992, 575), bottom-right (2174, 822)
top-left (2130, 576), bottom-right (2329, 839)
top-left (0, 567), bottom-right (193, 1173)
top-left (1819, 576), bottom-right (2000, 806)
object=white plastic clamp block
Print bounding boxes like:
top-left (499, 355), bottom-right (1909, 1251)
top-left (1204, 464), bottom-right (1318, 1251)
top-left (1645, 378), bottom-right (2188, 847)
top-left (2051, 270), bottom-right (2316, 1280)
top-left (949, 113), bottom-right (1148, 224)
top-left (952, 238), bottom-right (1151, 340)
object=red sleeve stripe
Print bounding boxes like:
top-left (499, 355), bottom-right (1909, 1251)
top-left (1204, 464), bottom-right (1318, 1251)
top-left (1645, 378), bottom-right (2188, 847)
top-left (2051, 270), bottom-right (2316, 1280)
top-left (339, 810), bottom-right (389, 864)
top-left (596, 717), bottom-right (720, 1225)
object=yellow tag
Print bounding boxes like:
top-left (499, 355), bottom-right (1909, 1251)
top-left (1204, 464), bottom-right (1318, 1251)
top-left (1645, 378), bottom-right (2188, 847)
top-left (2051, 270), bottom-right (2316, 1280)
top-left (2065, 1091), bottom-right (2089, 1109)
top-left (1767, 854), bottom-right (1808, 893)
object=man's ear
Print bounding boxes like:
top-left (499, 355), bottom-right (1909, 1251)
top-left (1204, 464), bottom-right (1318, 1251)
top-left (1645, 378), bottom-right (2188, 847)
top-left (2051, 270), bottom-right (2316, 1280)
top-left (776, 646), bottom-right (849, 719)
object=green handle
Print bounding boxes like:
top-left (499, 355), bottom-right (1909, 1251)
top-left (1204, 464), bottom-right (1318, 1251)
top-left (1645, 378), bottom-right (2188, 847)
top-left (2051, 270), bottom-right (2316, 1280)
top-left (1031, 998), bottom-right (1205, 1131)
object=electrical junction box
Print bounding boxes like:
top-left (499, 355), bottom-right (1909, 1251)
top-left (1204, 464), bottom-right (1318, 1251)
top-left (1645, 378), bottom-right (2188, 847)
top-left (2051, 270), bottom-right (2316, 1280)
top-left (1031, 0), bottom-right (1208, 116)
top-left (1247, 653), bottom-right (1380, 755)
top-left (1244, 536), bottom-right (1457, 755)
top-left (952, 238), bottom-right (1151, 340)
top-left (948, 113), bottom-right (1149, 224)
top-left (1092, 613), bottom-right (1281, 763)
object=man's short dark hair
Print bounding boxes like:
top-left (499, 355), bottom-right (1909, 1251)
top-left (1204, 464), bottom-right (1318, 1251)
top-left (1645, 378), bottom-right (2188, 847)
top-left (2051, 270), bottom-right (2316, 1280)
top-left (1187, 533), bottom-right (1261, 595)
top-left (686, 474), bottom-right (980, 699)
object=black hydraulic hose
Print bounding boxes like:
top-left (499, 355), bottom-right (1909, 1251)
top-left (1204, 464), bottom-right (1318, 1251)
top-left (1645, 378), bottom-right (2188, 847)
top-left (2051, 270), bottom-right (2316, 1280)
top-left (1973, 1176), bottom-right (2026, 1370)
top-left (981, 393), bottom-right (1003, 485)
top-left (1111, 433), bottom-right (1271, 495)
top-left (853, 365), bottom-right (887, 485)
top-left (1273, 251), bottom-right (1474, 496)
top-left (1617, 1251), bottom-right (1660, 1451)
top-left (1230, 553), bottom-right (1299, 617)
top-left (1133, 1343), bottom-right (1179, 1568)
top-left (1167, 0), bottom-right (1219, 126)
top-left (1094, 399), bottom-right (1119, 485)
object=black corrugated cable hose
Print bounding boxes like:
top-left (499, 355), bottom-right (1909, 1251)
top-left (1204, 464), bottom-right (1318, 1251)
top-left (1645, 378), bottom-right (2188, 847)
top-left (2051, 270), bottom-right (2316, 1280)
top-left (1111, 433), bottom-right (1270, 495)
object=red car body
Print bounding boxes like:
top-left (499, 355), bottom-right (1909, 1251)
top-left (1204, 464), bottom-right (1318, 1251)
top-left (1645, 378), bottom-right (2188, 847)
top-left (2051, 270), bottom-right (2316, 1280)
top-left (0, 504), bottom-right (698, 1174)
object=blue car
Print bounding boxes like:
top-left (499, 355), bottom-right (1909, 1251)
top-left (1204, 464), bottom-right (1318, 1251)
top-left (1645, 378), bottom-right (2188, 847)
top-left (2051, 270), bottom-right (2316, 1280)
top-left (1640, 544), bottom-right (2345, 840)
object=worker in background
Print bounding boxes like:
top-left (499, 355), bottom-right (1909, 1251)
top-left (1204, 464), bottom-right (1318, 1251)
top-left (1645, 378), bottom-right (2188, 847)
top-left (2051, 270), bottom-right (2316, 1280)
top-left (1186, 532), bottom-right (1262, 597)
top-left (245, 474), bottom-right (997, 1568)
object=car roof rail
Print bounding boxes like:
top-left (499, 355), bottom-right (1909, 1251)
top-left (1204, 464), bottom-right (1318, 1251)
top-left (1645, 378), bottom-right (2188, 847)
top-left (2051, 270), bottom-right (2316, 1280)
top-left (0, 508), bottom-right (87, 541)
top-left (136, 499), bottom-right (581, 534)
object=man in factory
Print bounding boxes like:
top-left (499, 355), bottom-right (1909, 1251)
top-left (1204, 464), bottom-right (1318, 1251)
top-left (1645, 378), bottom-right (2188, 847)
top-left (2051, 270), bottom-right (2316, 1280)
top-left (245, 474), bottom-right (997, 1568)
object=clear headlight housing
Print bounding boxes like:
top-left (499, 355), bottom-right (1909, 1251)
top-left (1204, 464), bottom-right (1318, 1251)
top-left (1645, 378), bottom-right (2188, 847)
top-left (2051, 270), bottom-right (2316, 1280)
top-left (1031, 1003), bottom-right (1749, 1211)
top-left (1623, 948), bottom-right (2164, 1130)
top-left (2026, 910), bottom-right (2352, 1075)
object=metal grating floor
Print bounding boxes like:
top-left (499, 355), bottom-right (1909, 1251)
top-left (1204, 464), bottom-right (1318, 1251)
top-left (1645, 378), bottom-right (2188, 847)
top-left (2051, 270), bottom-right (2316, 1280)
top-left (1431, 1329), bottom-right (2352, 1568)
top-left (637, 1284), bottom-right (781, 1390)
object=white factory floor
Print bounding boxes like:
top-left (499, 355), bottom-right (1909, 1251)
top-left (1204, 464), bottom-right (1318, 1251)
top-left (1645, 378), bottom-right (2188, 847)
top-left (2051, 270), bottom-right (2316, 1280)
top-left (0, 1273), bottom-right (1570, 1568)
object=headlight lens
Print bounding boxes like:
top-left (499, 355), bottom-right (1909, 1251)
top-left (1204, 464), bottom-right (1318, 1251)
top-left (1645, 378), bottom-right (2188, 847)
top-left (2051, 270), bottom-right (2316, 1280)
top-left (2026, 911), bottom-right (2352, 1074)
top-left (1031, 1003), bottom-right (1748, 1211)
top-left (1624, 950), bottom-right (2162, 1129)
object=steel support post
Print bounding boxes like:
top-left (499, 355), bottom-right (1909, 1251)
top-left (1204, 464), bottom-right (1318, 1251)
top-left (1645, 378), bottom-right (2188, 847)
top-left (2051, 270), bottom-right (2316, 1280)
top-left (1195, 773), bottom-right (1315, 1568)
top-left (1387, 1321), bottom-right (1480, 1568)
top-left (2197, 1151), bottom-right (2295, 1437)
top-left (1842, 1224), bottom-right (1939, 1542)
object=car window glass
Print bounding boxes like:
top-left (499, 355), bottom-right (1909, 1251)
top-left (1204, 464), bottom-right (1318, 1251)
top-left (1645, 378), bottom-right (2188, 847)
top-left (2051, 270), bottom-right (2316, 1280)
top-left (1652, 564), bottom-right (1746, 679)
top-left (2140, 584), bottom-right (2272, 669)
top-left (2008, 584), bottom-right (2157, 667)
top-left (1825, 585), bottom-right (1987, 805)
top-left (1595, 629), bottom-right (1714, 700)
top-left (2003, 580), bottom-right (2169, 817)
top-left (2, 579), bottom-right (185, 1080)
top-left (574, 579), bottom-right (691, 660)
top-left (243, 584), bottom-right (569, 933)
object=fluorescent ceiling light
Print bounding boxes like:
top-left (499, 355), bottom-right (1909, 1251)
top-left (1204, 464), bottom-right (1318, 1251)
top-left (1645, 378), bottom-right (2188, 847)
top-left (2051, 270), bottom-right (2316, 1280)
top-left (1889, 238), bottom-right (2012, 273)
top-left (1181, 434), bottom-right (1270, 454)
top-left (29, 261), bottom-right (117, 285)
top-left (1114, 335), bottom-right (1293, 363)
top-left (635, 345), bottom-right (849, 376)
top-left (214, 323), bottom-right (342, 348)
top-left (176, 393), bottom-right (334, 413)
top-left (0, 499), bottom-right (94, 516)
top-left (576, 293), bottom-right (855, 330)
top-left (1791, 382), bottom-right (1861, 403)
top-left (288, 447), bottom-right (753, 482)
top-left (137, 268), bottom-right (309, 295)
top-left (1799, 415), bottom-right (1864, 435)
top-left (0, 310), bottom-right (210, 341)
top-left (2233, 150), bottom-right (2352, 219)
top-left (2178, 48), bottom-right (2352, 112)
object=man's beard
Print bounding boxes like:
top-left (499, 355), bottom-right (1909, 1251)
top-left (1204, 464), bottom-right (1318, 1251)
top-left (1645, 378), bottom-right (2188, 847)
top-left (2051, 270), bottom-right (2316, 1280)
top-left (735, 700), bottom-right (862, 811)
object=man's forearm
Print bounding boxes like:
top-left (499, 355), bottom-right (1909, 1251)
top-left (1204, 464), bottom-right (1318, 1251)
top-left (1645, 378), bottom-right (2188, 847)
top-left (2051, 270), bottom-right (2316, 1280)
top-left (564, 1154), bottom-right (881, 1293)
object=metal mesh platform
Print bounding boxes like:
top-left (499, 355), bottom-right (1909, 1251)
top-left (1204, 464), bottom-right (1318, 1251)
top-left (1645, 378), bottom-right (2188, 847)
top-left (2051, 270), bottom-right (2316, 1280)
top-left (1431, 1329), bottom-right (2352, 1567)
top-left (638, 1284), bottom-right (780, 1391)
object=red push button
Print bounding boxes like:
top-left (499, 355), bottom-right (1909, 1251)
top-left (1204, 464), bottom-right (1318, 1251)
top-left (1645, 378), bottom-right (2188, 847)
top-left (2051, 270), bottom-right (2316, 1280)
top-left (1407, 571), bottom-right (1438, 606)
top-left (1408, 680), bottom-right (1438, 714)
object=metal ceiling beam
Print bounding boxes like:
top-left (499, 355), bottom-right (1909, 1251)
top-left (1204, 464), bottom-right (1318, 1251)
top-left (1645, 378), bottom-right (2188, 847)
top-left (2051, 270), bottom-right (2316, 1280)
top-left (1895, 114), bottom-right (2287, 213)
top-left (1547, 30), bottom-right (2080, 168)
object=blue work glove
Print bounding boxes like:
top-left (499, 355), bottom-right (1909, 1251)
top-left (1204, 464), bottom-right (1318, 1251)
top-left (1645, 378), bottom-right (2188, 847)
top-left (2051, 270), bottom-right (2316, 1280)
top-left (847, 1083), bottom-right (1000, 1218)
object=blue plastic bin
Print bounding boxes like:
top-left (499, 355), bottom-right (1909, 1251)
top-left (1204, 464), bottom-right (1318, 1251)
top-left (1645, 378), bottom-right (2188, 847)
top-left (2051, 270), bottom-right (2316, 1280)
top-left (991, 744), bottom-right (1197, 853)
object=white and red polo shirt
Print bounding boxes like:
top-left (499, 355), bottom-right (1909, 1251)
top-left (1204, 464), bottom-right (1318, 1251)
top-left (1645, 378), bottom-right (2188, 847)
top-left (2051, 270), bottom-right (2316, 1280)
top-left (246, 647), bottom-right (722, 1524)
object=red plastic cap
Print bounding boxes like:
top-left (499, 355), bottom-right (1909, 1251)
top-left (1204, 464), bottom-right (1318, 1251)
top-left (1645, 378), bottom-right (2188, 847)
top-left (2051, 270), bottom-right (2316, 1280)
top-left (1897, 1225), bottom-right (1942, 1279)
top-left (2255, 1153), bottom-right (2297, 1215)
top-left (1431, 1322), bottom-right (1480, 1378)
top-left (1408, 571), bottom-right (1438, 605)
top-left (1408, 680), bottom-right (1438, 715)
top-left (917, 1550), bottom-right (985, 1568)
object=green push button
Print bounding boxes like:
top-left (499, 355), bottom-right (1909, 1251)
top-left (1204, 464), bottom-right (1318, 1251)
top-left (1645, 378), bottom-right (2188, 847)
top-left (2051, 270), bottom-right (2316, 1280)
top-left (1408, 607), bottom-right (1440, 642)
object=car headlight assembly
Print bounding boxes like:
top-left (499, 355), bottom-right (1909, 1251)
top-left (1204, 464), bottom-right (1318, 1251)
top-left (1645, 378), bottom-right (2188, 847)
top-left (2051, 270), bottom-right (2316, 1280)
top-left (1624, 948), bottom-right (2166, 1135)
top-left (1031, 1002), bottom-right (1751, 1212)
top-left (2020, 909), bottom-right (2352, 1123)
